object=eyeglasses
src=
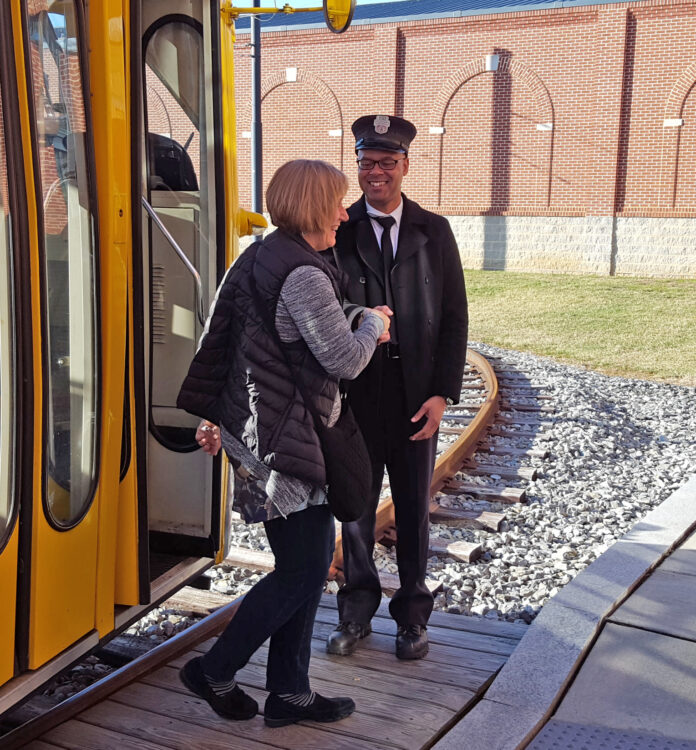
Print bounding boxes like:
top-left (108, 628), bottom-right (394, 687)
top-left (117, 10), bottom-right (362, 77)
top-left (356, 157), bottom-right (405, 171)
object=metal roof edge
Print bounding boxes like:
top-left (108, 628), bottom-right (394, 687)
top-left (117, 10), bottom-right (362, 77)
top-left (234, 0), bottom-right (630, 34)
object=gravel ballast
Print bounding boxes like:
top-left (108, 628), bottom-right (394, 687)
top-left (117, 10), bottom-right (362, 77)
top-left (38, 344), bottom-right (696, 704)
top-left (208, 342), bottom-right (696, 626)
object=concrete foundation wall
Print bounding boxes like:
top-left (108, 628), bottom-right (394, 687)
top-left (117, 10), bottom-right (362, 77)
top-left (614, 217), bottom-right (696, 277)
top-left (448, 215), bottom-right (696, 278)
top-left (240, 215), bottom-right (696, 278)
top-left (228, 0), bottom-right (696, 279)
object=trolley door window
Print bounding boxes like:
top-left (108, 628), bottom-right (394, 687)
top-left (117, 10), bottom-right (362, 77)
top-left (144, 19), bottom-right (210, 449)
top-left (27, 3), bottom-right (98, 526)
top-left (0, 78), bottom-right (15, 548)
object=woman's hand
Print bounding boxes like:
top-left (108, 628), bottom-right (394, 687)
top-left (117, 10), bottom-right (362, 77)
top-left (196, 420), bottom-right (221, 456)
top-left (370, 305), bottom-right (392, 344)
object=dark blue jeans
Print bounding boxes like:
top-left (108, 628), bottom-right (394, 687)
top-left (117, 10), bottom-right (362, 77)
top-left (200, 504), bottom-right (334, 693)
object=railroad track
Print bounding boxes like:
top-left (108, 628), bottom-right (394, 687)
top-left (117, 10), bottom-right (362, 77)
top-left (328, 349), bottom-right (499, 583)
top-left (103, 348), bottom-right (552, 608)
top-left (330, 348), bottom-right (553, 591)
top-left (222, 347), bottom-right (553, 592)
top-left (1, 347), bottom-right (551, 745)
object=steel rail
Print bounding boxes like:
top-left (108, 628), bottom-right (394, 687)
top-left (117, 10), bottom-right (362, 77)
top-left (1, 351), bottom-right (499, 747)
top-left (0, 597), bottom-right (245, 750)
top-left (329, 348), bottom-right (500, 579)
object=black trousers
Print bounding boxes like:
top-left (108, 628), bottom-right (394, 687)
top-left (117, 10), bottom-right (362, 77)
top-left (201, 504), bottom-right (334, 693)
top-left (338, 358), bottom-right (437, 627)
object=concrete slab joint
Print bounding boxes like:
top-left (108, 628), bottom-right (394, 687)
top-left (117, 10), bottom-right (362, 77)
top-left (433, 474), bottom-right (696, 750)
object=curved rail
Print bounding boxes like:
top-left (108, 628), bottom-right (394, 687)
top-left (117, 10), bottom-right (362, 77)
top-left (2, 351), bottom-right (500, 746)
top-left (329, 348), bottom-right (500, 579)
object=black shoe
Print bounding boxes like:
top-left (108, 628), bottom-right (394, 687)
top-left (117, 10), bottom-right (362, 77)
top-left (264, 692), bottom-right (356, 728)
top-left (396, 624), bottom-right (429, 660)
top-left (179, 656), bottom-right (258, 720)
top-left (326, 621), bottom-right (372, 655)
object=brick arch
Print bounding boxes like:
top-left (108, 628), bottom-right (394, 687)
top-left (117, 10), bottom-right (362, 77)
top-left (663, 62), bottom-right (696, 119)
top-left (236, 70), bottom-right (345, 205)
top-left (430, 56), bottom-right (553, 128)
top-left (430, 56), bottom-right (554, 208)
top-left (145, 83), bottom-right (172, 138)
top-left (660, 63), bottom-right (696, 208)
top-left (237, 68), bottom-right (343, 131)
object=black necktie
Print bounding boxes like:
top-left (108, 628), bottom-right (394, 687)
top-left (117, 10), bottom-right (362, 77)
top-left (371, 215), bottom-right (398, 345)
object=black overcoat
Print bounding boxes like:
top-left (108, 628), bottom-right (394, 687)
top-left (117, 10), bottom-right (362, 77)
top-left (331, 195), bottom-right (468, 432)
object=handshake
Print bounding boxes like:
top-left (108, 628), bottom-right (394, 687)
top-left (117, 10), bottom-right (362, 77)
top-left (368, 305), bottom-right (393, 345)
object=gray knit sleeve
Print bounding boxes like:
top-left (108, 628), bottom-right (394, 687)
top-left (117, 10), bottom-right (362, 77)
top-left (277, 266), bottom-right (383, 380)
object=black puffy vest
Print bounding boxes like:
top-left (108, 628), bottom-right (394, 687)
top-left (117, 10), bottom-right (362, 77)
top-left (177, 230), bottom-right (342, 487)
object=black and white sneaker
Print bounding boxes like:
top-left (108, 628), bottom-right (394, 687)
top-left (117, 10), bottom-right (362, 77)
top-left (179, 656), bottom-right (258, 720)
top-left (264, 691), bottom-right (356, 728)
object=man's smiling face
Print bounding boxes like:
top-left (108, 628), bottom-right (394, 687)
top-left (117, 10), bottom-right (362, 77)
top-left (357, 148), bottom-right (409, 214)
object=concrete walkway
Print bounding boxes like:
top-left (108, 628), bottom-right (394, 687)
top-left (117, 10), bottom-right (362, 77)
top-left (433, 475), bottom-right (696, 750)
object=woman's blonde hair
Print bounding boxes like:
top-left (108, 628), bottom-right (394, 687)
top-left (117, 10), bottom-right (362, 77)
top-left (266, 159), bottom-right (349, 236)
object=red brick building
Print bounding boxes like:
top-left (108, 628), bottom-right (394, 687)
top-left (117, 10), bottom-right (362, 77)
top-left (233, 0), bottom-right (696, 277)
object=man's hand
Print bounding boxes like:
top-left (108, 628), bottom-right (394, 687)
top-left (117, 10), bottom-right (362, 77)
top-left (410, 396), bottom-right (446, 441)
top-left (371, 305), bottom-right (393, 344)
top-left (196, 420), bottom-right (221, 456)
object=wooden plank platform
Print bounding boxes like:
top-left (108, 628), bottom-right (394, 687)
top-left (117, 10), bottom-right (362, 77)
top-left (25, 596), bottom-right (525, 750)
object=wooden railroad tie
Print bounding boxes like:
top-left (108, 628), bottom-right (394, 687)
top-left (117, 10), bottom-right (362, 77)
top-left (223, 547), bottom-right (275, 573)
top-left (461, 460), bottom-right (538, 482)
top-left (429, 537), bottom-right (483, 562)
top-left (441, 479), bottom-right (526, 504)
top-left (379, 525), bottom-right (483, 563)
top-left (495, 413), bottom-right (553, 425)
top-left (223, 545), bottom-right (444, 598)
top-left (498, 380), bottom-right (550, 389)
top-left (503, 392), bottom-right (554, 401)
top-left (488, 426), bottom-right (548, 441)
top-left (440, 425), bottom-right (468, 435)
top-left (496, 382), bottom-right (549, 391)
top-left (443, 412), bottom-right (476, 422)
top-left (448, 403), bottom-right (486, 412)
top-left (478, 442), bottom-right (549, 459)
top-left (500, 401), bottom-right (555, 413)
top-left (379, 572), bottom-right (442, 597)
top-left (429, 501), bottom-right (505, 532)
top-left (163, 586), bottom-right (236, 617)
top-left (492, 370), bottom-right (536, 378)
top-left (97, 635), bottom-right (156, 667)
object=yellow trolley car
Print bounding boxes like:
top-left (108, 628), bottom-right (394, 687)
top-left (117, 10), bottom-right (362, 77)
top-left (0, 0), bottom-right (352, 715)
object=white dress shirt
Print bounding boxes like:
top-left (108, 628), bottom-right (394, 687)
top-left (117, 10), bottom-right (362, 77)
top-left (365, 198), bottom-right (403, 259)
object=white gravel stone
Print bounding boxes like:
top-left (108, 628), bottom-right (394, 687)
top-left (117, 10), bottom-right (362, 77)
top-left (46, 343), bottom-right (696, 701)
top-left (421, 343), bottom-right (696, 627)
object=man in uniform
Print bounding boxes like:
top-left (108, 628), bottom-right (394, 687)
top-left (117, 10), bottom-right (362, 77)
top-left (326, 115), bottom-right (468, 660)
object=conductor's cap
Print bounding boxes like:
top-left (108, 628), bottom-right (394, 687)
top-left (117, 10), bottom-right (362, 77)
top-left (352, 115), bottom-right (417, 154)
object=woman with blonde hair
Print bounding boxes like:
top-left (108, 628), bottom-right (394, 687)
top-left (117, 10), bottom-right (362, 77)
top-left (176, 160), bottom-right (390, 728)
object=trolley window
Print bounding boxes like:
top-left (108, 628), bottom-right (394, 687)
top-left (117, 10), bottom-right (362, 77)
top-left (0, 75), bottom-right (15, 547)
top-left (144, 18), bottom-right (211, 450)
top-left (27, 3), bottom-right (99, 526)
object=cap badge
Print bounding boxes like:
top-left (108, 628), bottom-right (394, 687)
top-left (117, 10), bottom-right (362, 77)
top-left (373, 115), bottom-right (390, 134)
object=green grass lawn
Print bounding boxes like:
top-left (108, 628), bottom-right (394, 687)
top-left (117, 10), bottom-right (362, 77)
top-left (465, 270), bottom-right (696, 386)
